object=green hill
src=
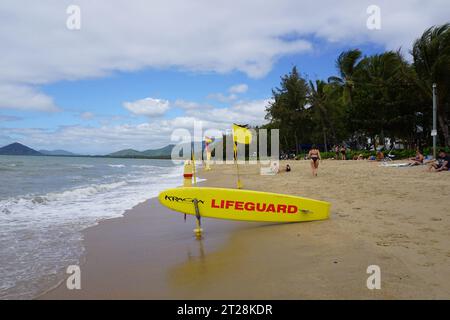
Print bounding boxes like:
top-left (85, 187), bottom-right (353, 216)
top-left (108, 149), bottom-right (144, 157)
top-left (107, 145), bottom-right (174, 158)
top-left (39, 149), bottom-right (78, 156)
top-left (141, 145), bottom-right (175, 157)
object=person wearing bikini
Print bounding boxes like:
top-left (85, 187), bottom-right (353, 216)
top-left (334, 145), bottom-right (340, 160)
top-left (308, 145), bottom-right (321, 176)
top-left (340, 145), bottom-right (347, 160)
top-left (408, 149), bottom-right (424, 166)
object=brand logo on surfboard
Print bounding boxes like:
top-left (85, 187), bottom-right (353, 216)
top-left (211, 199), bottom-right (310, 214)
top-left (165, 195), bottom-right (205, 204)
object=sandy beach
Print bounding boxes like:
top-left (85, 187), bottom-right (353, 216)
top-left (39, 160), bottom-right (450, 299)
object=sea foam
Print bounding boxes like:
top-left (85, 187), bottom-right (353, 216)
top-left (0, 161), bottom-right (183, 299)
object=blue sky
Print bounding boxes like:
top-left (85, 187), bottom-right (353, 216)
top-left (0, 1), bottom-right (448, 154)
top-left (10, 42), bottom-right (383, 129)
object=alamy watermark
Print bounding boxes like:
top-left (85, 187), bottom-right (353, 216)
top-left (366, 265), bottom-right (381, 290)
top-left (170, 121), bottom-right (279, 165)
top-left (66, 265), bottom-right (81, 290)
top-left (367, 5), bottom-right (381, 30)
top-left (66, 5), bottom-right (81, 30)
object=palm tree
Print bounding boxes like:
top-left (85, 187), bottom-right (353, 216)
top-left (353, 51), bottom-right (411, 145)
top-left (328, 49), bottom-right (363, 105)
top-left (412, 23), bottom-right (450, 146)
top-left (308, 80), bottom-right (338, 148)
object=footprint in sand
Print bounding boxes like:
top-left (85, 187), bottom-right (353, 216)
top-left (376, 241), bottom-right (390, 247)
top-left (387, 233), bottom-right (409, 239)
top-left (421, 262), bottom-right (435, 267)
top-left (376, 233), bottom-right (411, 248)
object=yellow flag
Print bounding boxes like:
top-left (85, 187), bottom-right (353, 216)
top-left (232, 124), bottom-right (252, 145)
top-left (205, 136), bottom-right (213, 144)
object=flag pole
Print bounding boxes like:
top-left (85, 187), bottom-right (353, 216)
top-left (232, 124), bottom-right (252, 189)
top-left (191, 146), bottom-right (197, 185)
top-left (233, 134), bottom-right (243, 189)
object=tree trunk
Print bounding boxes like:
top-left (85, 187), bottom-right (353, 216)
top-left (323, 129), bottom-right (328, 152)
top-left (318, 104), bottom-right (337, 145)
top-left (380, 127), bottom-right (385, 147)
top-left (284, 135), bottom-right (289, 153)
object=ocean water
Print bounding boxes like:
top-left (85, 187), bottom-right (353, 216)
top-left (0, 155), bottom-right (182, 299)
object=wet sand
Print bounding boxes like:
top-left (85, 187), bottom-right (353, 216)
top-left (40, 160), bottom-right (450, 299)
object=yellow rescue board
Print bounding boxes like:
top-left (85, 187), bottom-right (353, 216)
top-left (158, 187), bottom-right (330, 223)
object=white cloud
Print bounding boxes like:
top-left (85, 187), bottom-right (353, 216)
top-left (79, 111), bottom-right (95, 120)
top-left (206, 93), bottom-right (238, 103)
top-left (0, 98), bottom-right (272, 153)
top-left (1, 1), bottom-right (448, 111)
top-left (174, 99), bottom-right (211, 110)
top-left (0, 124), bottom-right (172, 154)
top-left (185, 99), bottom-right (271, 128)
top-left (229, 84), bottom-right (249, 94)
top-left (0, 84), bottom-right (59, 112)
top-left (207, 84), bottom-right (249, 102)
top-left (123, 98), bottom-right (170, 117)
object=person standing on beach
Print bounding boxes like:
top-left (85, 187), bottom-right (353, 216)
top-left (334, 145), bottom-right (340, 160)
top-left (340, 145), bottom-right (347, 160)
top-left (308, 145), bottom-right (321, 176)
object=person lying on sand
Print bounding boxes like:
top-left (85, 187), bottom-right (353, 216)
top-left (428, 150), bottom-right (450, 172)
top-left (409, 149), bottom-right (424, 166)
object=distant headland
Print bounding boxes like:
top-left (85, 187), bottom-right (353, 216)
top-left (0, 142), bottom-right (174, 159)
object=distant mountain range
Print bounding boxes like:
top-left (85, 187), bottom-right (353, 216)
top-left (0, 142), bottom-right (175, 159)
top-left (39, 149), bottom-right (78, 156)
top-left (107, 145), bottom-right (175, 158)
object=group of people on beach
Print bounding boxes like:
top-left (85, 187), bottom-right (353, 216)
top-left (333, 145), bottom-right (347, 160)
top-left (407, 148), bottom-right (450, 172)
top-left (298, 146), bottom-right (450, 177)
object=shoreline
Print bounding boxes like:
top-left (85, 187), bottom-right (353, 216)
top-left (40, 160), bottom-right (450, 299)
top-left (38, 195), bottom-right (257, 299)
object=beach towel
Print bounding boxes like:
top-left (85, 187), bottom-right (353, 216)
top-left (379, 162), bottom-right (410, 167)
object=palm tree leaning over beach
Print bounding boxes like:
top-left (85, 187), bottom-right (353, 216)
top-left (412, 23), bottom-right (450, 147)
top-left (328, 49), bottom-right (363, 106)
